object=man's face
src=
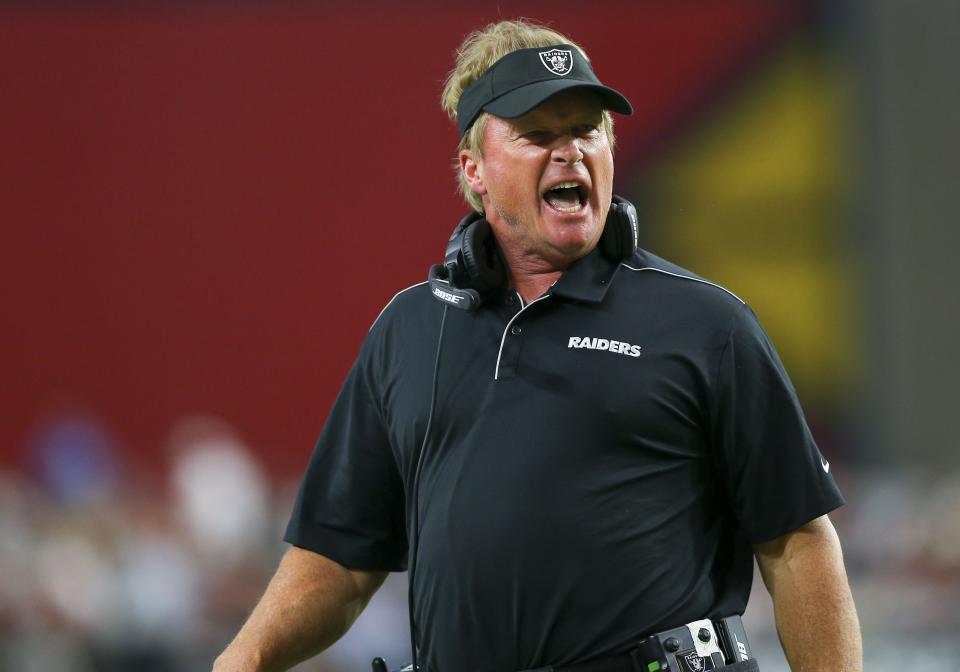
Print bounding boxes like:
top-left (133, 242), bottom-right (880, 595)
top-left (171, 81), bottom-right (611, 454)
top-left (461, 89), bottom-right (614, 269)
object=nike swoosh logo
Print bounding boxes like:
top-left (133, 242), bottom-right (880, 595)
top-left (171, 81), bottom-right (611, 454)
top-left (821, 457), bottom-right (830, 473)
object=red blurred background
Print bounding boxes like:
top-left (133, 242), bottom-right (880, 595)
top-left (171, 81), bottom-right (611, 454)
top-left (1, 2), bottom-right (804, 475)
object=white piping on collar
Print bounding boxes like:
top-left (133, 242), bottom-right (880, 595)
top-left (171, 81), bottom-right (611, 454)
top-left (369, 281), bottom-right (430, 331)
top-left (494, 294), bottom-right (551, 380)
top-left (620, 264), bottom-right (745, 305)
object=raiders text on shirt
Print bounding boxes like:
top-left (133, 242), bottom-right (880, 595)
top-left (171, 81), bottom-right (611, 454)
top-left (568, 336), bottom-right (642, 357)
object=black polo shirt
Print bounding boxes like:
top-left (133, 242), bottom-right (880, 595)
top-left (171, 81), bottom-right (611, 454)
top-left (285, 246), bottom-right (844, 672)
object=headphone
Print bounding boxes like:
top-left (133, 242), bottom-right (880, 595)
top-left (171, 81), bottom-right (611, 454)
top-left (428, 195), bottom-right (638, 310)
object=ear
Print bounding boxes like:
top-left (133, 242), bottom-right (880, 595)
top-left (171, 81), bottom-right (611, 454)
top-left (459, 149), bottom-right (487, 196)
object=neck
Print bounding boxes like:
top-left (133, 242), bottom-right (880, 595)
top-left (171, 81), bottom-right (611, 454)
top-left (501, 250), bottom-right (568, 304)
top-left (513, 271), bottom-right (561, 304)
top-left (483, 207), bottom-right (591, 304)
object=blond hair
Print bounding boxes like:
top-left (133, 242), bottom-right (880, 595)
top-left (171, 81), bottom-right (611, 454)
top-left (441, 19), bottom-right (615, 212)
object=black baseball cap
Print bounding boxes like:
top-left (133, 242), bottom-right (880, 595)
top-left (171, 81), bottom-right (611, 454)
top-left (456, 44), bottom-right (633, 138)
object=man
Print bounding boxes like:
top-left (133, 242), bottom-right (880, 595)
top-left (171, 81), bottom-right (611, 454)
top-left (214, 20), bottom-right (862, 672)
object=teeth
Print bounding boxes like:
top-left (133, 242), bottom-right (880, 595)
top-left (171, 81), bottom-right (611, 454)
top-left (544, 181), bottom-right (586, 213)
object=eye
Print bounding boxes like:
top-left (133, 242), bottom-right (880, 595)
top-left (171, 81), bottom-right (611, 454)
top-left (521, 130), bottom-right (554, 144)
top-left (573, 124), bottom-right (600, 138)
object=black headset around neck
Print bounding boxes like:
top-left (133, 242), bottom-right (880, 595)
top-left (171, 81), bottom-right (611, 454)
top-left (427, 194), bottom-right (638, 310)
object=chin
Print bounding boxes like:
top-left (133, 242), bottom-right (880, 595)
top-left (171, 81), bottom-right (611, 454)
top-left (542, 222), bottom-right (602, 256)
top-left (543, 234), bottom-right (596, 263)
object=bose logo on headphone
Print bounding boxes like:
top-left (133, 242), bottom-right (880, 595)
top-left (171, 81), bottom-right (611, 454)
top-left (432, 286), bottom-right (464, 305)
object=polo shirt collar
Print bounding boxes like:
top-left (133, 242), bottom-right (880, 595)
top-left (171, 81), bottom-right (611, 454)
top-left (549, 246), bottom-right (620, 303)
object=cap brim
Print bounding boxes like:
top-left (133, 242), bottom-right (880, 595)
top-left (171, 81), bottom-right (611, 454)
top-left (483, 79), bottom-right (633, 120)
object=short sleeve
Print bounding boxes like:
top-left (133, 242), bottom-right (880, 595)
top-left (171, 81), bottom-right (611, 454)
top-left (284, 352), bottom-right (407, 571)
top-left (710, 303), bottom-right (844, 543)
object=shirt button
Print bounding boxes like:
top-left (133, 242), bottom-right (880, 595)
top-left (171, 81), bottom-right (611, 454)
top-left (505, 295), bottom-right (516, 306)
top-left (510, 325), bottom-right (522, 335)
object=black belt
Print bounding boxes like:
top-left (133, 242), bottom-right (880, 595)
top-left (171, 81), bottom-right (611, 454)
top-left (376, 659), bottom-right (758, 672)
top-left (523, 658), bottom-right (759, 672)
top-left (373, 617), bottom-right (759, 672)
top-left (521, 615), bottom-right (759, 672)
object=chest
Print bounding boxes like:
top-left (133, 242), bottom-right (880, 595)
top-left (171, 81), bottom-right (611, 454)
top-left (379, 295), bottom-right (721, 473)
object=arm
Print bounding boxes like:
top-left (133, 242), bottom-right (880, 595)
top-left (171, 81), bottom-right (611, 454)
top-left (213, 545), bottom-right (388, 672)
top-left (753, 514), bottom-right (862, 672)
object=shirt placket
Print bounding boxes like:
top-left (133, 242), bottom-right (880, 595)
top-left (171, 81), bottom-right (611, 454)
top-left (494, 291), bottom-right (550, 380)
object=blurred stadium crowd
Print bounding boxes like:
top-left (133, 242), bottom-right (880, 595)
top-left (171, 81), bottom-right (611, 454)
top-left (0, 413), bottom-right (287, 671)
top-left (1, 411), bottom-right (959, 671)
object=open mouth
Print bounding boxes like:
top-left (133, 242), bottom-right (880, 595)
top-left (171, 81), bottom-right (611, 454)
top-left (543, 181), bottom-right (588, 214)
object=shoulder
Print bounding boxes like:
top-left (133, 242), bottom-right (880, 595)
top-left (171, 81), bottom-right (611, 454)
top-left (367, 280), bottom-right (437, 336)
top-left (610, 248), bottom-right (750, 340)
top-left (354, 281), bottom-right (438, 380)
top-left (617, 247), bottom-right (746, 316)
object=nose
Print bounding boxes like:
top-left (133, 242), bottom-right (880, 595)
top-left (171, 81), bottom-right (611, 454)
top-left (551, 135), bottom-right (584, 165)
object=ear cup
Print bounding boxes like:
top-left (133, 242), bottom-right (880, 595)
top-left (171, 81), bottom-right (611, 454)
top-left (459, 218), bottom-right (507, 294)
top-left (444, 211), bottom-right (485, 269)
top-left (599, 195), bottom-right (639, 261)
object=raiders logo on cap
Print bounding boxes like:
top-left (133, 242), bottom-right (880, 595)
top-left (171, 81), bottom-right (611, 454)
top-left (538, 48), bottom-right (573, 76)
